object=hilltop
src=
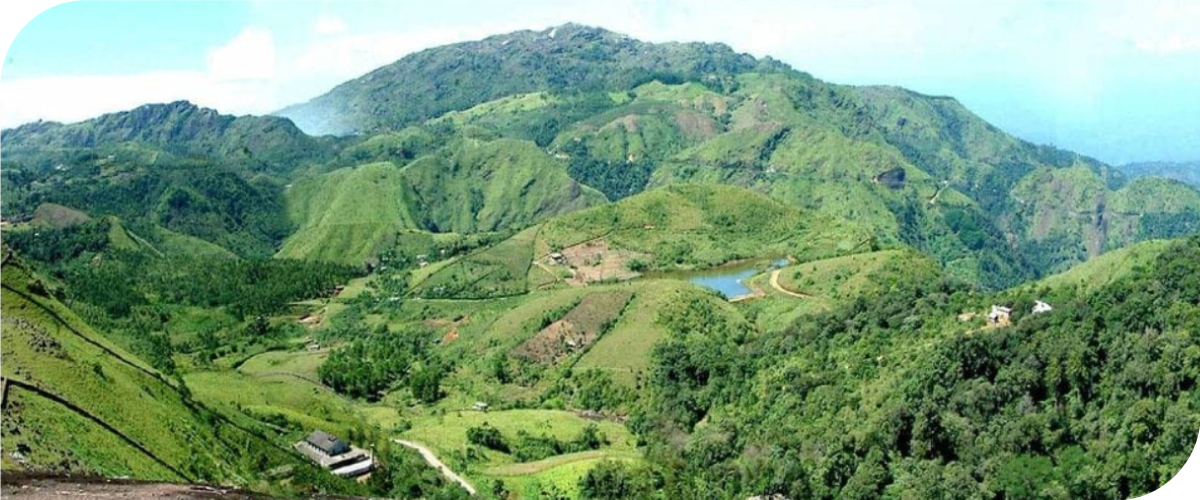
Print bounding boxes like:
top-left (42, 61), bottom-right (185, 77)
top-left (277, 24), bottom-right (790, 135)
top-left (1, 101), bottom-right (331, 174)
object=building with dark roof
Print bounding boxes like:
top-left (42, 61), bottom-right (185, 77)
top-left (305, 430), bottom-right (350, 456)
top-left (295, 430), bottom-right (374, 478)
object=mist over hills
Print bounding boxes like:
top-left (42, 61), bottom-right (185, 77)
top-left (1121, 160), bottom-right (1200, 189)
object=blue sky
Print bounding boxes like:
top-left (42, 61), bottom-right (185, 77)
top-left (2, 0), bottom-right (1198, 164)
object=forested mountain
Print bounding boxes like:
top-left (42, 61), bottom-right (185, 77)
top-left (3, 22), bottom-right (1200, 500)
top-left (275, 24), bottom-right (1200, 285)
top-left (6, 25), bottom-right (1200, 283)
top-left (618, 236), bottom-right (1200, 500)
top-left (1, 101), bottom-right (332, 174)
top-left (1121, 160), bottom-right (1200, 189)
top-left (277, 23), bottom-right (790, 136)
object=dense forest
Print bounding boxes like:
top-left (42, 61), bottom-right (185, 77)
top-left (4, 21), bottom-right (1200, 500)
top-left (599, 237), bottom-right (1200, 499)
top-left (317, 324), bottom-right (442, 401)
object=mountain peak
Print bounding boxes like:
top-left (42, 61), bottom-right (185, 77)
top-left (276, 25), bottom-right (788, 135)
top-left (539, 23), bottom-right (622, 40)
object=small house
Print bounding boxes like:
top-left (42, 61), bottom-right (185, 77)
top-left (306, 430), bottom-right (350, 457)
top-left (1032, 301), bottom-right (1053, 314)
top-left (549, 252), bottom-right (565, 265)
top-left (987, 305), bottom-right (1012, 327)
top-left (295, 430), bottom-right (375, 478)
top-left (473, 401), bottom-right (489, 412)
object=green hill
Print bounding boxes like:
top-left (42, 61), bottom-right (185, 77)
top-left (1, 101), bottom-right (330, 174)
top-left (1120, 160), bottom-right (1200, 188)
top-left (402, 137), bottom-right (606, 233)
top-left (622, 236), bottom-right (1200, 499)
top-left (276, 23), bottom-right (789, 135)
top-left (273, 26), bottom-right (1200, 286)
top-left (278, 162), bottom-right (420, 264)
top-left (1010, 170), bottom-right (1200, 275)
top-left (0, 253), bottom-right (334, 492)
top-left (279, 138), bottom-right (605, 265)
top-left (1024, 238), bottom-right (1175, 294)
top-left (411, 184), bottom-right (858, 299)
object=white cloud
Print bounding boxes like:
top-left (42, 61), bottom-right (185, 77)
top-left (1135, 34), bottom-right (1200, 55)
top-left (0, 27), bottom-right (281, 128)
top-left (290, 23), bottom-right (524, 81)
top-left (1094, 0), bottom-right (1200, 55)
top-left (313, 14), bottom-right (348, 36)
top-left (0, 71), bottom-right (278, 128)
top-left (206, 27), bottom-right (276, 81)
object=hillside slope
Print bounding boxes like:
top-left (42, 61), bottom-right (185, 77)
top-left (624, 236), bottom-right (1200, 499)
top-left (412, 184), bottom-right (857, 299)
top-left (278, 138), bottom-right (606, 265)
top-left (0, 252), bottom-right (326, 491)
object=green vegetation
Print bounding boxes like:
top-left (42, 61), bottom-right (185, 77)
top-left (1120, 160), bottom-right (1200, 189)
top-left (0, 254), bottom-right (358, 495)
top-left (616, 237), bottom-right (1200, 499)
top-left (278, 24), bottom-right (787, 135)
top-left (5, 22), bottom-right (1200, 500)
top-left (318, 324), bottom-right (439, 401)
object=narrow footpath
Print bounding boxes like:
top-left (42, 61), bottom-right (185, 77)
top-left (769, 269), bottom-right (811, 299)
top-left (394, 439), bottom-right (477, 496)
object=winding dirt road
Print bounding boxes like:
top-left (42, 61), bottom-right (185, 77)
top-left (769, 269), bottom-right (811, 299)
top-left (394, 439), bottom-right (477, 496)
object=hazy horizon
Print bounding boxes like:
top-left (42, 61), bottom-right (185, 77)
top-left (2, 0), bottom-right (1198, 164)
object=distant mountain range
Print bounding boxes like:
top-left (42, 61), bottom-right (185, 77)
top-left (3, 23), bottom-right (1200, 287)
top-left (1120, 160), bottom-right (1200, 189)
top-left (4, 23), bottom-right (1200, 500)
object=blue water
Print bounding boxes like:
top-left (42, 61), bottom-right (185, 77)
top-left (672, 259), bottom-right (789, 299)
top-left (689, 269), bottom-right (757, 299)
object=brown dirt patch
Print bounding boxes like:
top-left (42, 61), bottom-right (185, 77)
top-left (602, 114), bottom-right (641, 133)
top-left (673, 109), bottom-right (720, 140)
top-left (560, 239), bottom-right (647, 286)
top-left (298, 313), bottom-right (323, 327)
top-left (511, 291), bottom-right (634, 364)
top-left (436, 315), bottom-right (469, 344)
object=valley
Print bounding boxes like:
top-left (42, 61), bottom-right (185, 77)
top-left (2, 21), bottom-right (1199, 500)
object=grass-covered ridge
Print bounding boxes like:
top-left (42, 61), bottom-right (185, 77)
top-left (411, 183), bottom-right (859, 300)
top-left (279, 162), bottom-right (420, 264)
top-left (0, 253), bottom-right (318, 491)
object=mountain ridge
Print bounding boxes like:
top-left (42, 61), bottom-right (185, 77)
top-left (276, 23), bottom-right (792, 136)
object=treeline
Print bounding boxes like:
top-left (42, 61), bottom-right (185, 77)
top-left (5, 218), bottom-right (359, 319)
top-left (559, 139), bottom-right (655, 200)
top-left (60, 251), bottom-right (357, 320)
top-left (4, 153), bottom-right (289, 257)
top-left (467, 422), bottom-right (607, 462)
top-left (317, 325), bottom-right (442, 402)
top-left (2, 218), bottom-right (111, 262)
top-left (609, 237), bottom-right (1200, 499)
